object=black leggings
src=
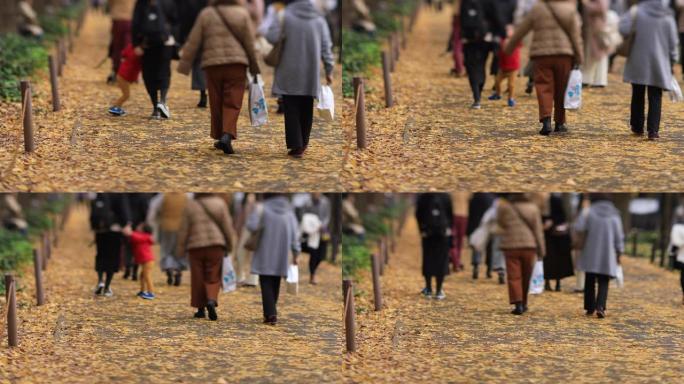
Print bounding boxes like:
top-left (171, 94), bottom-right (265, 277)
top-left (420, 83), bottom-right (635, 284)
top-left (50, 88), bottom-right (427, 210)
top-left (97, 270), bottom-right (114, 290)
top-left (305, 240), bottom-right (328, 276)
top-left (283, 95), bottom-right (314, 149)
top-left (424, 274), bottom-right (445, 292)
top-left (259, 275), bottom-right (282, 319)
top-left (463, 41), bottom-right (489, 102)
top-left (584, 273), bottom-right (609, 312)
top-left (630, 84), bottom-right (663, 134)
top-left (142, 45), bottom-right (173, 107)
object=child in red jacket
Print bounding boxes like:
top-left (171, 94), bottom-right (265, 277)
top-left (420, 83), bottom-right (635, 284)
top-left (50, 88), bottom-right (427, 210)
top-left (489, 26), bottom-right (522, 107)
top-left (124, 223), bottom-right (155, 299)
top-left (108, 43), bottom-right (142, 116)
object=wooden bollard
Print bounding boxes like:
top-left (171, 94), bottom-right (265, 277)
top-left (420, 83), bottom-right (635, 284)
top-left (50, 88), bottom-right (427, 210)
top-left (378, 239), bottom-right (385, 276)
top-left (393, 33), bottom-right (400, 62)
top-left (400, 18), bottom-right (407, 50)
top-left (48, 55), bottom-right (61, 112)
top-left (5, 274), bottom-right (18, 347)
top-left (53, 216), bottom-right (59, 247)
top-left (343, 279), bottom-right (356, 353)
top-left (383, 236), bottom-right (390, 265)
top-left (20, 81), bottom-right (35, 153)
top-left (381, 51), bottom-right (393, 108)
top-left (56, 43), bottom-right (64, 77)
top-left (41, 234), bottom-right (48, 271)
top-left (388, 37), bottom-right (396, 72)
top-left (59, 39), bottom-right (67, 66)
top-left (353, 77), bottom-right (367, 149)
top-left (33, 249), bottom-right (45, 306)
top-left (370, 254), bottom-right (383, 311)
top-left (45, 232), bottom-right (52, 260)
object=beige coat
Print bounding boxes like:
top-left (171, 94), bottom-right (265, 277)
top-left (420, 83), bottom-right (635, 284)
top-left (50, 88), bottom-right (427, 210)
top-left (177, 196), bottom-right (235, 256)
top-left (506, 0), bottom-right (584, 65)
top-left (109, 0), bottom-right (135, 21)
top-left (497, 199), bottom-right (546, 258)
top-left (158, 193), bottom-right (187, 232)
top-left (177, 4), bottom-right (260, 75)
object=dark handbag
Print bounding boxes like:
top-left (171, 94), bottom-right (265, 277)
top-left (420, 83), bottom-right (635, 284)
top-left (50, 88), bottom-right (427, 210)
top-left (615, 6), bottom-right (637, 58)
top-left (264, 13), bottom-right (285, 67)
top-left (510, 203), bottom-right (543, 258)
top-left (244, 204), bottom-right (263, 252)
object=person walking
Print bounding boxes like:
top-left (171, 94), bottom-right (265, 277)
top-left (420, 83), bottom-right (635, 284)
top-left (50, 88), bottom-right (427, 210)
top-left (178, 0), bottom-right (260, 155)
top-left (266, 0), bottom-right (335, 158)
top-left (176, 0), bottom-right (209, 108)
top-left (416, 193), bottom-right (454, 300)
top-left (235, 193), bottom-right (260, 286)
top-left (669, 208), bottom-right (684, 305)
top-left (247, 194), bottom-right (301, 325)
top-left (448, 0), bottom-right (465, 77)
top-left (574, 194), bottom-right (624, 319)
top-left (107, 0), bottom-right (136, 84)
top-left (620, 0), bottom-right (679, 140)
top-left (496, 194), bottom-right (545, 315)
top-left (449, 192), bottom-right (470, 272)
top-left (301, 193), bottom-right (331, 285)
top-left (505, 0), bottom-right (583, 136)
top-left (177, 194), bottom-right (235, 321)
top-left (131, 0), bottom-right (178, 119)
top-left (675, 0), bottom-right (684, 79)
top-left (90, 194), bottom-right (132, 297)
top-left (543, 193), bottom-right (574, 291)
top-left (581, 0), bottom-right (611, 87)
top-left (467, 193), bottom-right (496, 279)
top-left (151, 192), bottom-right (189, 286)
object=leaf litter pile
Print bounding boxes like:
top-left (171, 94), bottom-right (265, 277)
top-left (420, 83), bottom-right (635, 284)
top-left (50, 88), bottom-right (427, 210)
top-left (0, 12), bottom-right (344, 192)
top-left (341, 5), bottom-right (684, 192)
top-left (343, 216), bottom-right (684, 383)
top-left (0, 206), bottom-right (341, 383)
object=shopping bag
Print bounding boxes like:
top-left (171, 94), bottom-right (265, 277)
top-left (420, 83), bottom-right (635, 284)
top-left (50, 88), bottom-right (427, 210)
top-left (468, 225), bottom-right (488, 254)
top-left (670, 77), bottom-right (684, 103)
top-left (615, 265), bottom-right (624, 288)
top-left (317, 85), bottom-right (335, 122)
top-left (564, 69), bottom-right (583, 110)
top-left (529, 260), bottom-right (545, 295)
top-left (222, 255), bottom-right (237, 293)
top-left (286, 264), bottom-right (299, 295)
top-left (249, 78), bottom-right (268, 127)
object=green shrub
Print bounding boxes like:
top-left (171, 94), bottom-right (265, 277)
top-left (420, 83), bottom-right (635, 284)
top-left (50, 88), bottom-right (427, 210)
top-left (0, 34), bottom-right (48, 101)
top-left (342, 29), bottom-right (381, 98)
top-left (0, 229), bottom-right (33, 294)
top-left (342, 234), bottom-right (372, 280)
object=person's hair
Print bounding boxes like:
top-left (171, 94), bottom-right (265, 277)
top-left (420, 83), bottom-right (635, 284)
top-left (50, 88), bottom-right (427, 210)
top-left (504, 193), bottom-right (528, 202)
top-left (589, 193), bottom-right (612, 203)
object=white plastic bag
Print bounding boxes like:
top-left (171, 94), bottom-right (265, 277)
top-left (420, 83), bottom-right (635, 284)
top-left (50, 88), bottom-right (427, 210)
top-left (670, 78), bottom-right (684, 102)
top-left (615, 265), bottom-right (624, 288)
top-left (249, 78), bottom-right (268, 127)
top-left (317, 85), bottom-right (335, 121)
top-left (564, 69), bottom-right (583, 110)
top-left (529, 260), bottom-right (545, 295)
top-left (222, 255), bottom-right (237, 293)
top-left (286, 264), bottom-right (299, 295)
top-left (468, 225), bottom-right (488, 254)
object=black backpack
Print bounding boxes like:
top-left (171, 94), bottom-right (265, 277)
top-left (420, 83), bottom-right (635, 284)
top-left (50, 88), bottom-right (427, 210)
top-left (460, 0), bottom-right (487, 41)
top-left (423, 196), bottom-right (450, 236)
top-left (141, 2), bottom-right (170, 47)
top-left (90, 195), bottom-right (115, 232)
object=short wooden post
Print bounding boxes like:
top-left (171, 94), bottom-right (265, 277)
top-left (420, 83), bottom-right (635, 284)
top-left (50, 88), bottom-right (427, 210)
top-left (383, 236), bottom-right (390, 265)
top-left (370, 254), bottom-right (383, 311)
top-left (33, 249), bottom-right (45, 306)
top-left (5, 274), bottom-right (18, 347)
top-left (353, 77), bottom-right (367, 149)
top-left (400, 18), bottom-right (407, 49)
top-left (388, 37), bottom-right (396, 72)
top-left (381, 51), bottom-right (394, 108)
top-left (48, 55), bottom-right (61, 112)
top-left (57, 43), bottom-right (63, 77)
top-left (20, 81), bottom-right (35, 153)
top-left (41, 233), bottom-right (48, 271)
top-left (393, 33), bottom-right (400, 62)
top-left (343, 279), bottom-right (356, 353)
top-left (59, 39), bottom-right (67, 66)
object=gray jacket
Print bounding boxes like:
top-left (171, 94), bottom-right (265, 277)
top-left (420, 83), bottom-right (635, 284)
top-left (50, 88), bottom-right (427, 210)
top-left (248, 196), bottom-right (301, 277)
top-left (619, 0), bottom-right (678, 90)
top-left (574, 201), bottom-right (625, 278)
top-left (266, 0), bottom-right (335, 97)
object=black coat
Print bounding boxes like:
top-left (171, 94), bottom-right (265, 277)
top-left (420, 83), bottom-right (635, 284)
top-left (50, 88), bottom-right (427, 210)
top-left (495, 0), bottom-right (518, 26)
top-left (416, 194), bottom-right (453, 277)
top-left (92, 194), bottom-right (131, 273)
top-left (466, 193), bottom-right (496, 236)
top-left (131, 0), bottom-right (179, 47)
top-left (543, 194), bottom-right (575, 280)
top-left (176, 0), bottom-right (208, 44)
top-left (460, 0), bottom-right (507, 40)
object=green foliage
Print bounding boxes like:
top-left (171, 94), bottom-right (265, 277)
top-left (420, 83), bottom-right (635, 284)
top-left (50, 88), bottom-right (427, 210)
top-left (342, 234), bottom-right (372, 280)
top-left (0, 34), bottom-right (48, 101)
top-left (0, 229), bottom-right (33, 294)
top-left (342, 29), bottom-right (381, 97)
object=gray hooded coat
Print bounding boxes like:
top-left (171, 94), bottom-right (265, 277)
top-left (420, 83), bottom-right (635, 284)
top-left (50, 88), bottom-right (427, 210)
top-left (248, 196), bottom-right (301, 277)
top-left (619, 0), bottom-right (678, 90)
top-left (266, 0), bottom-right (335, 97)
top-left (574, 200), bottom-right (625, 278)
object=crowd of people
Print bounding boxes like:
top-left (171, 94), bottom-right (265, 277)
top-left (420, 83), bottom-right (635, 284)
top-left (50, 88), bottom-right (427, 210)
top-left (86, 192), bottom-right (334, 324)
top-left (443, 0), bottom-right (679, 138)
top-left (102, 0), bottom-right (336, 157)
top-left (415, 192), bottom-right (684, 318)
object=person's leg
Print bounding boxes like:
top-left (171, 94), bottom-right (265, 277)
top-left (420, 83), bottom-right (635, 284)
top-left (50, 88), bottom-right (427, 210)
top-left (533, 58), bottom-right (554, 123)
top-left (97, 270), bottom-right (104, 284)
top-left (493, 71), bottom-right (504, 97)
top-left (204, 67), bottom-right (224, 140)
top-left (471, 247), bottom-right (481, 279)
top-left (299, 96), bottom-right (315, 149)
top-left (680, 269), bottom-right (684, 295)
top-left (141, 54), bottom-right (159, 108)
top-left (272, 275), bottom-right (282, 309)
top-left (520, 251), bottom-right (536, 307)
top-left (309, 240), bottom-right (327, 278)
top-left (424, 275), bottom-right (432, 292)
top-left (584, 272), bottom-right (597, 313)
top-left (504, 252), bottom-right (523, 305)
top-left (476, 42), bottom-right (488, 99)
top-left (646, 86), bottom-right (663, 136)
top-left (553, 56), bottom-right (572, 126)
top-left (203, 247), bottom-right (224, 305)
top-left (113, 76), bottom-right (130, 107)
top-left (507, 71), bottom-right (516, 101)
top-left (144, 261), bottom-right (154, 293)
top-left (221, 64), bottom-right (247, 140)
top-left (139, 266), bottom-right (146, 293)
top-left (259, 275), bottom-right (278, 320)
top-left (283, 95), bottom-right (304, 149)
top-left (630, 83), bottom-right (646, 134)
top-left (680, 32), bottom-right (684, 76)
top-left (596, 274), bottom-right (609, 311)
top-left (464, 43), bottom-right (482, 103)
top-left (189, 250), bottom-right (207, 309)
top-left (435, 274), bottom-right (445, 293)
top-left (104, 271), bottom-right (114, 290)
top-left (489, 42), bottom-right (500, 76)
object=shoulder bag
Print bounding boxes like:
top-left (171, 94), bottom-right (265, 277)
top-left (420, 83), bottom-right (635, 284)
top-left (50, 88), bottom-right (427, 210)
top-left (244, 203), bottom-right (264, 252)
top-left (615, 6), bottom-right (638, 58)
top-left (264, 11), bottom-right (285, 67)
top-left (510, 203), bottom-right (543, 259)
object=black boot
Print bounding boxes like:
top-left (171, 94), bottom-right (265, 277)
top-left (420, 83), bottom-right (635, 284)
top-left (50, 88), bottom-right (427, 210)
top-left (123, 267), bottom-right (130, 280)
top-left (174, 272), bottom-right (182, 287)
top-left (555, 279), bottom-right (561, 292)
top-left (511, 302), bottom-right (524, 315)
top-left (214, 133), bottom-right (235, 155)
top-left (545, 280), bottom-right (552, 292)
top-left (554, 122), bottom-right (568, 133)
top-left (194, 308), bottom-right (206, 318)
top-left (206, 300), bottom-right (218, 321)
top-left (472, 265), bottom-right (479, 280)
top-left (197, 90), bottom-right (207, 108)
top-left (498, 272), bottom-right (505, 285)
top-left (539, 117), bottom-right (552, 136)
top-left (166, 270), bottom-right (173, 286)
top-left (131, 265), bottom-right (139, 281)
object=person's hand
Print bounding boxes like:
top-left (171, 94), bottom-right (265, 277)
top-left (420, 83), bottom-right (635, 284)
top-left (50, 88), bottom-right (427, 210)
top-left (134, 46), bottom-right (144, 56)
top-left (292, 252), bottom-right (299, 266)
top-left (326, 73), bottom-right (333, 85)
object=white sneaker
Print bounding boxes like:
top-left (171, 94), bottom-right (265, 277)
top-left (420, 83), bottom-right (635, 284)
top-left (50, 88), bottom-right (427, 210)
top-left (94, 283), bottom-right (105, 295)
top-left (104, 288), bottom-right (113, 297)
top-left (434, 290), bottom-right (446, 300)
top-left (157, 103), bottom-right (170, 119)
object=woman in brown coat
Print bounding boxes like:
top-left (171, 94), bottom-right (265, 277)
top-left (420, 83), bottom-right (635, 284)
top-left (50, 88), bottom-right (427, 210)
top-left (497, 194), bottom-right (546, 315)
top-left (177, 194), bottom-right (235, 321)
top-left (177, 0), bottom-right (261, 155)
top-left (505, 0), bottom-right (584, 136)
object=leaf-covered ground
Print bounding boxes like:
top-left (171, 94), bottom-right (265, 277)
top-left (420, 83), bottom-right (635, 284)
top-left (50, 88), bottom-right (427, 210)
top-left (343, 216), bottom-right (684, 383)
top-left (0, 12), bottom-right (344, 192)
top-left (341, 5), bottom-right (684, 192)
top-left (0, 205), bottom-right (341, 383)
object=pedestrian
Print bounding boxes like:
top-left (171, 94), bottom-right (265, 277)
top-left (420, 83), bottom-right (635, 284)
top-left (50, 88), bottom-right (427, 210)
top-left (108, 43), bottom-right (142, 116)
top-left (416, 193), bottom-right (454, 300)
top-left (124, 223), bottom-right (156, 300)
top-left (149, 192), bottom-right (189, 286)
top-left (467, 193), bottom-right (496, 279)
top-left (449, 192), bottom-right (470, 272)
top-left (543, 193), bottom-right (574, 292)
top-left (90, 194), bottom-right (132, 298)
top-left (574, 194), bottom-right (624, 319)
top-left (580, 0), bottom-right (612, 87)
top-left (176, 0), bottom-right (209, 108)
top-left (266, 0), bottom-right (335, 158)
top-left (235, 193), bottom-right (260, 286)
top-left (515, 0), bottom-right (540, 94)
top-left (123, 193), bottom-right (152, 281)
top-left (675, 0), bottom-right (684, 79)
top-left (460, 0), bottom-right (505, 109)
top-left (496, 193), bottom-right (546, 315)
top-left (107, 0), bottom-right (136, 84)
top-left (619, 0), bottom-right (679, 140)
top-left (177, 194), bottom-right (235, 321)
top-left (178, 0), bottom-right (261, 155)
top-left (668, 208), bottom-right (684, 305)
top-left (247, 194), bottom-right (300, 325)
top-left (447, 1), bottom-right (465, 77)
top-left (488, 25), bottom-right (522, 107)
top-left (505, 0), bottom-right (584, 136)
top-left (131, 0), bottom-right (178, 119)
top-left (301, 193), bottom-right (331, 285)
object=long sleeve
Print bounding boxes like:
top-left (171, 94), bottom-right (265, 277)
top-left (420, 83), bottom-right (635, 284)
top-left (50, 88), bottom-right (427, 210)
top-left (533, 208), bottom-right (546, 258)
top-left (570, 13), bottom-right (584, 65)
top-left (505, 12), bottom-right (533, 55)
top-left (220, 203), bottom-right (236, 252)
top-left (265, 10), bottom-right (282, 45)
top-left (320, 18), bottom-right (335, 76)
top-left (618, 6), bottom-right (634, 36)
top-left (613, 216), bottom-right (625, 254)
top-left (240, 14), bottom-right (261, 75)
top-left (246, 204), bottom-right (262, 232)
top-left (290, 212), bottom-right (302, 254)
top-left (131, 0), bottom-right (145, 47)
top-left (669, 18), bottom-right (680, 64)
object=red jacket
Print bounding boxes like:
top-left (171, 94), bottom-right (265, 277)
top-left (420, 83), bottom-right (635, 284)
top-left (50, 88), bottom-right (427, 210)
top-left (130, 231), bottom-right (154, 264)
top-left (498, 38), bottom-right (521, 72)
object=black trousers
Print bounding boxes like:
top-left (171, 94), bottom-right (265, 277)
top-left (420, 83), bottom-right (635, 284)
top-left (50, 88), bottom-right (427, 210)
top-left (489, 42), bottom-right (500, 76)
top-left (630, 84), bottom-right (663, 134)
top-left (259, 275), bottom-right (282, 318)
top-left (463, 42), bottom-right (489, 102)
top-left (304, 240), bottom-right (328, 276)
top-left (680, 33), bottom-right (684, 75)
top-left (584, 273), bottom-right (610, 312)
top-left (680, 269), bottom-right (684, 294)
top-left (142, 45), bottom-right (173, 107)
top-left (283, 95), bottom-right (314, 149)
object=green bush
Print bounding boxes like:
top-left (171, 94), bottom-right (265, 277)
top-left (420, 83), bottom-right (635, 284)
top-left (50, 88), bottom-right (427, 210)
top-left (0, 229), bottom-right (33, 295)
top-left (0, 34), bottom-right (48, 101)
top-left (342, 234), bottom-right (372, 280)
top-left (342, 30), bottom-right (381, 98)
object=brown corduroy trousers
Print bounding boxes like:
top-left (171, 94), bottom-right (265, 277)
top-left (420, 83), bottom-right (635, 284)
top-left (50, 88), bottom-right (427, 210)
top-left (205, 64), bottom-right (247, 140)
top-left (189, 245), bottom-right (224, 308)
top-left (504, 249), bottom-right (537, 305)
top-left (533, 55), bottom-right (573, 124)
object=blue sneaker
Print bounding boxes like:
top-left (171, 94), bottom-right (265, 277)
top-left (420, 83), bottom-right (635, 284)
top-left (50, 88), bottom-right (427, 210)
top-left (488, 94), bottom-right (502, 101)
top-left (108, 106), bottom-right (126, 116)
top-left (136, 291), bottom-right (145, 298)
top-left (141, 292), bottom-right (155, 300)
top-left (508, 98), bottom-right (516, 107)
